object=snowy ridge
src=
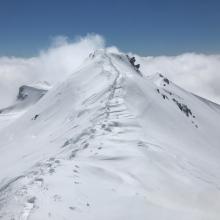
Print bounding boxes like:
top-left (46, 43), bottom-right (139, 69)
top-left (0, 50), bottom-right (220, 220)
top-left (0, 83), bottom-right (49, 131)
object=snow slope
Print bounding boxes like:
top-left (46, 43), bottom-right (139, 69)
top-left (0, 50), bottom-right (220, 220)
top-left (0, 82), bottom-right (49, 131)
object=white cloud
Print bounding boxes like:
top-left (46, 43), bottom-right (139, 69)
top-left (0, 35), bottom-right (220, 109)
top-left (136, 53), bottom-right (220, 104)
top-left (0, 34), bottom-right (105, 108)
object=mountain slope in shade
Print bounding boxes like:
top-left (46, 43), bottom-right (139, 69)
top-left (0, 50), bottom-right (220, 220)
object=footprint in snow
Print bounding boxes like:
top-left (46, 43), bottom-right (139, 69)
top-left (19, 197), bottom-right (36, 220)
top-left (53, 194), bottom-right (62, 202)
top-left (69, 206), bottom-right (76, 211)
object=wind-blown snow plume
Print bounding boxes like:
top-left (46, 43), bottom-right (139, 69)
top-left (0, 34), bottom-right (105, 108)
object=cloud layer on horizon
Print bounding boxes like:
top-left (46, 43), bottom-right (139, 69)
top-left (137, 53), bottom-right (220, 104)
top-left (0, 34), bottom-right (220, 109)
top-left (0, 34), bottom-right (105, 108)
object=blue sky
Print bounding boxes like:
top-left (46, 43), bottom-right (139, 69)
top-left (0, 0), bottom-right (220, 56)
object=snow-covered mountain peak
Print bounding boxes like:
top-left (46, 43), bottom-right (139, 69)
top-left (0, 51), bottom-right (220, 220)
top-left (17, 84), bottom-right (49, 101)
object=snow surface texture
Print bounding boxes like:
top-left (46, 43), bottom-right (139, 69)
top-left (0, 82), bottom-right (49, 132)
top-left (0, 50), bottom-right (220, 220)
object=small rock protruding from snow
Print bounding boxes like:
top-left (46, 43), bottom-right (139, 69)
top-left (32, 114), bottom-right (39, 120)
top-left (163, 78), bottom-right (170, 84)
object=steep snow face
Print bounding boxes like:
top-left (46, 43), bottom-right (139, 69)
top-left (0, 82), bottom-right (49, 131)
top-left (0, 50), bottom-right (220, 220)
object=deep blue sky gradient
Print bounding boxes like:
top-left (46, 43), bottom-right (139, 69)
top-left (0, 0), bottom-right (220, 56)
